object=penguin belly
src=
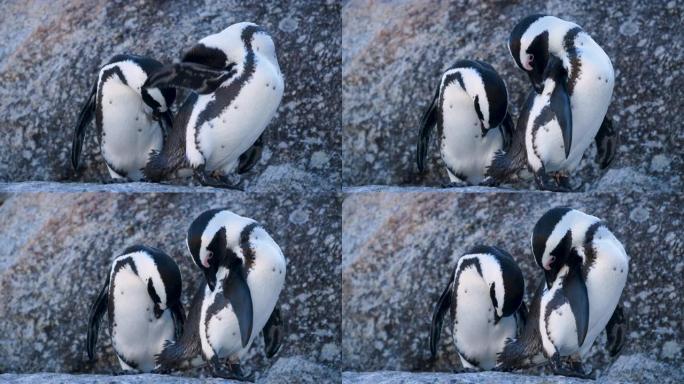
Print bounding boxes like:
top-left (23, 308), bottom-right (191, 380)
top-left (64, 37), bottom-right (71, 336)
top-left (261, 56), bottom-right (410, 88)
top-left (525, 85), bottom-right (568, 173)
top-left (540, 283), bottom-right (580, 358)
top-left (440, 88), bottom-right (503, 184)
top-left (579, 232), bottom-right (628, 356)
top-left (110, 269), bottom-right (175, 372)
top-left (562, 35), bottom-right (614, 171)
top-left (196, 62), bottom-right (284, 174)
top-left (453, 268), bottom-right (517, 369)
top-left (100, 82), bottom-right (163, 180)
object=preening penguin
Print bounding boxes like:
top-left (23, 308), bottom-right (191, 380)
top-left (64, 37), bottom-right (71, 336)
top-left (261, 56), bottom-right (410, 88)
top-left (417, 60), bottom-right (514, 186)
top-left (499, 207), bottom-right (629, 378)
top-left (86, 245), bottom-right (185, 372)
top-left (430, 245), bottom-right (526, 370)
top-left (143, 22), bottom-right (284, 188)
top-left (71, 54), bottom-right (176, 181)
top-left (489, 15), bottom-right (618, 190)
top-left (156, 209), bottom-right (286, 380)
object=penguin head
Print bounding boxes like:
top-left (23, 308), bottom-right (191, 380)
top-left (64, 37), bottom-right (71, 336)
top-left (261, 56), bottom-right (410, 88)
top-left (531, 206), bottom-right (578, 285)
top-left (509, 14), bottom-right (557, 93)
top-left (141, 85), bottom-right (176, 119)
top-left (197, 22), bottom-right (278, 68)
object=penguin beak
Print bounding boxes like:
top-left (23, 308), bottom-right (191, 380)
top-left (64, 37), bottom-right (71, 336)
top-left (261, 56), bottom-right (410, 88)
top-left (146, 62), bottom-right (236, 95)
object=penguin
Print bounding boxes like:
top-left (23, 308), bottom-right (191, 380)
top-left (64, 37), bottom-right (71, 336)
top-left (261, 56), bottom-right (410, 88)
top-left (156, 209), bottom-right (286, 379)
top-left (143, 22), bottom-right (284, 188)
top-left (71, 54), bottom-right (176, 181)
top-left (86, 245), bottom-right (185, 372)
top-left (430, 245), bottom-right (527, 370)
top-left (417, 60), bottom-right (514, 186)
top-left (490, 15), bottom-right (618, 190)
top-left (498, 207), bottom-right (629, 378)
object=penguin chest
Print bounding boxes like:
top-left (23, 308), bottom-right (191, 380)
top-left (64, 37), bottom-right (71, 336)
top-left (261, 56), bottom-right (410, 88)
top-left (99, 83), bottom-right (163, 180)
top-left (539, 283), bottom-right (580, 358)
top-left (580, 236), bottom-right (629, 355)
top-left (452, 270), bottom-right (516, 369)
top-left (439, 88), bottom-right (502, 184)
top-left (564, 39), bottom-right (615, 170)
top-left (525, 91), bottom-right (568, 173)
top-left (191, 62), bottom-right (284, 173)
top-left (110, 270), bottom-right (175, 371)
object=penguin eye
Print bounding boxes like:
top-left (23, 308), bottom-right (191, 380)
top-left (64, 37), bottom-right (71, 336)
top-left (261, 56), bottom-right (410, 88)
top-left (527, 54), bottom-right (534, 65)
top-left (206, 250), bottom-right (213, 261)
top-left (548, 255), bottom-right (555, 264)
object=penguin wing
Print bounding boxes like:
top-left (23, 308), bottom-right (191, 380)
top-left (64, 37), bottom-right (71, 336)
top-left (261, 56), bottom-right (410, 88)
top-left (562, 266), bottom-right (589, 347)
top-left (237, 133), bottom-right (265, 174)
top-left (71, 81), bottom-right (97, 171)
top-left (223, 270), bottom-right (254, 348)
top-left (86, 270), bottom-right (110, 361)
top-left (547, 64), bottom-right (573, 158)
top-left (416, 85), bottom-right (440, 173)
top-left (594, 115), bottom-right (618, 169)
top-left (500, 110), bottom-right (515, 150)
top-left (429, 276), bottom-right (453, 358)
top-left (262, 305), bottom-right (284, 358)
top-left (605, 303), bottom-right (627, 357)
top-left (169, 301), bottom-right (186, 341)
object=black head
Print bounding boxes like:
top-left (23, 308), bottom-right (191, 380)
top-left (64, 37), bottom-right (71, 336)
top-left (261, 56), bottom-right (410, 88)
top-left (532, 207), bottom-right (574, 285)
top-left (509, 14), bottom-right (550, 93)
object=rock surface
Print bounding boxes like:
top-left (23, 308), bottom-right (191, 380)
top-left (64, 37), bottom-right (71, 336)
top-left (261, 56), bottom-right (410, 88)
top-left (0, 192), bottom-right (341, 378)
top-left (342, 353), bottom-right (684, 383)
top-left (0, 356), bottom-right (339, 383)
top-left (342, 0), bottom-right (683, 191)
top-left (0, 0), bottom-right (340, 192)
top-left (342, 190), bottom-right (683, 373)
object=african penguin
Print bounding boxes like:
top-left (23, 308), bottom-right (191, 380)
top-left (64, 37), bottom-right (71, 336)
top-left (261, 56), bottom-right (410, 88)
top-left (430, 245), bottom-right (526, 370)
top-left (156, 209), bottom-right (286, 380)
top-left (490, 15), bottom-right (618, 190)
top-left (143, 22), bottom-right (284, 188)
top-left (499, 207), bottom-right (628, 378)
top-left (86, 245), bottom-right (185, 372)
top-left (71, 54), bottom-right (176, 181)
top-left (417, 60), bottom-right (514, 186)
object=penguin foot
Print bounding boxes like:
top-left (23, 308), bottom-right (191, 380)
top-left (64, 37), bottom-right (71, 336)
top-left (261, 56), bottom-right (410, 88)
top-left (534, 171), bottom-right (572, 192)
top-left (194, 170), bottom-right (243, 191)
top-left (210, 356), bottom-right (251, 381)
top-left (442, 181), bottom-right (469, 188)
top-left (451, 367), bottom-right (479, 374)
top-left (550, 353), bottom-right (595, 380)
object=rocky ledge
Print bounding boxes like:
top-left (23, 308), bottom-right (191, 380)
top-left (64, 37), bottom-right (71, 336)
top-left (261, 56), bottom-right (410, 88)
top-left (342, 354), bottom-right (683, 384)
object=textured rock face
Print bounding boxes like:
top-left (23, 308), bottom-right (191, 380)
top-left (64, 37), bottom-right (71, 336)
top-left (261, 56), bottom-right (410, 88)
top-left (342, 0), bottom-right (683, 191)
top-left (0, 192), bottom-right (341, 380)
top-left (0, 0), bottom-right (340, 192)
top-left (342, 190), bottom-right (683, 373)
top-left (342, 354), bottom-right (684, 384)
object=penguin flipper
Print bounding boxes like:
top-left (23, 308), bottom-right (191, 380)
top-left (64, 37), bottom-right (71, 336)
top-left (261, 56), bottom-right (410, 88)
top-left (262, 305), bottom-right (284, 358)
top-left (605, 304), bottom-right (627, 357)
top-left (169, 301), bottom-right (186, 341)
top-left (71, 82), bottom-right (97, 171)
top-left (146, 62), bottom-right (237, 95)
top-left (594, 116), bottom-right (618, 169)
top-left (546, 58), bottom-right (573, 158)
top-left (563, 266), bottom-right (589, 347)
top-left (429, 276), bottom-right (453, 358)
top-left (500, 110), bottom-right (515, 151)
top-left (86, 271), bottom-right (110, 361)
top-left (237, 133), bottom-right (264, 174)
top-left (417, 85), bottom-right (440, 173)
top-left (224, 270), bottom-right (253, 348)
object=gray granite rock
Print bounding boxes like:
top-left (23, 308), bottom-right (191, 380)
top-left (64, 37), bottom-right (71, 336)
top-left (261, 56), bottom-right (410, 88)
top-left (0, 0), bottom-right (340, 192)
top-left (0, 192), bottom-right (341, 378)
top-left (342, 190), bottom-right (683, 373)
top-left (342, 353), bottom-right (683, 383)
top-left (342, 0), bottom-right (683, 191)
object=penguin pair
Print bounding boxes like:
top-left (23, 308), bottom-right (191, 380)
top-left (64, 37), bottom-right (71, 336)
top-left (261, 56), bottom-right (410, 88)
top-left (430, 207), bottom-right (628, 378)
top-left (498, 207), bottom-right (628, 378)
top-left (72, 22), bottom-right (284, 188)
top-left (156, 209), bottom-right (286, 380)
top-left (418, 15), bottom-right (618, 190)
top-left (86, 209), bottom-right (286, 380)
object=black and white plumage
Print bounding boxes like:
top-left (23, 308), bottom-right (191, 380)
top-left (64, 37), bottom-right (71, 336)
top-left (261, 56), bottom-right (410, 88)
top-left (430, 245), bottom-right (526, 370)
top-left (143, 22), bottom-right (284, 188)
top-left (489, 15), bottom-right (618, 190)
top-left (71, 54), bottom-right (175, 181)
top-left (499, 207), bottom-right (629, 377)
top-left (87, 245), bottom-right (185, 372)
top-left (157, 209), bottom-right (286, 380)
top-left (417, 60), bottom-right (514, 186)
